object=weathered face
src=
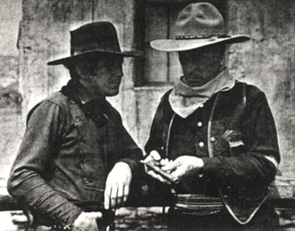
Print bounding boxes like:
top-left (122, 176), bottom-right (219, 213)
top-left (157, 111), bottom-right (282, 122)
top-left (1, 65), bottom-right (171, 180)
top-left (78, 54), bottom-right (124, 97)
top-left (178, 44), bottom-right (225, 86)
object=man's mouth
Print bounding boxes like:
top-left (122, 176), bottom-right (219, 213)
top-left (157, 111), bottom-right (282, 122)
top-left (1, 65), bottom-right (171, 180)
top-left (110, 80), bottom-right (121, 89)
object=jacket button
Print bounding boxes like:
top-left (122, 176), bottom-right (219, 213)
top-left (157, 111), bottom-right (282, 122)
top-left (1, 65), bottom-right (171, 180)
top-left (78, 135), bottom-right (85, 143)
top-left (210, 137), bottom-right (216, 143)
top-left (83, 177), bottom-right (89, 184)
top-left (224, 194), bottom-right (228, 198)
top-left (197, 122), bottom-right (203, 127)
top-left (161, 146), bottom-right (164, 150)
top-left (199, 142), bottom-right (205, 148)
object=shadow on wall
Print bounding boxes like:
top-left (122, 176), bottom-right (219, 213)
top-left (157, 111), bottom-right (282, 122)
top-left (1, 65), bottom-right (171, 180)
top-left (0, 83), bottom-right (22, 109)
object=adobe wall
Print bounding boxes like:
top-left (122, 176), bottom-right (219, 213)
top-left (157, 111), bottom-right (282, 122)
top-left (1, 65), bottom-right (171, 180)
top-left (227, 0), bottom-right (295, 177)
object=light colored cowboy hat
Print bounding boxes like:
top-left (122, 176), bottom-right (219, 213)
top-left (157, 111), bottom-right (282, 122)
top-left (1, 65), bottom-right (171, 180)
top-left (48, 21), bottom-right (142, 65)
top-left (151, 2), bottom-right (250, 52)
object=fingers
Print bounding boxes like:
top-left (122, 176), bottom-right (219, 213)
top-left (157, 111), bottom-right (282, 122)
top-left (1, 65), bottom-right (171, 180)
top-left (104, 183), bottom-right (111, 210)
top-left (123, 184), bottom-right (129, 203)
top-left (110, 184), bottom-right (118, 209)
top-left (161, 160), bottom-right (178, 172)
top-left (144, 150), bottom-right (161, 162)
top-left (104, 184), bottom-right (129, 209)
top-left (104, 162), bottom-right (132, 210)
top-left (147, 170), bottom-right (172, 185)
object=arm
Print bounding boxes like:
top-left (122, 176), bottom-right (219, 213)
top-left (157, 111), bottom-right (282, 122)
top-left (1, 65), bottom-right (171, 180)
top-left (7, 101), bottom-right (82, 227)
top-left (103, 109), bottom-right (143, 209)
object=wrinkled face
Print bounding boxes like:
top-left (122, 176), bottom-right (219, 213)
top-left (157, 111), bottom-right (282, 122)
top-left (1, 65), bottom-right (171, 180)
top-left (178, 44), bottom-right (225, 86)
top-left (78, 54), bottom-right (124, 97)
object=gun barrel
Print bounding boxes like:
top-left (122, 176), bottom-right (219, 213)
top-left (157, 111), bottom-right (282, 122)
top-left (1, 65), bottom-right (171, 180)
top-left (142, 161), bottom-right (179, 184)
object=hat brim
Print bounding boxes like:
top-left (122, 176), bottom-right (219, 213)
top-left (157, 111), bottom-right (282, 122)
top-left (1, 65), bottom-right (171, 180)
top-left (47, 49), bottom-right (143, 66)
top-left (150, 35), bottom-right (250, 52)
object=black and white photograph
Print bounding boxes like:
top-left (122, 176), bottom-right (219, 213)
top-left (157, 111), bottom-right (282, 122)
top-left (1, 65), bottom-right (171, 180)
top-left (0, 0), bottom-right (294, 230)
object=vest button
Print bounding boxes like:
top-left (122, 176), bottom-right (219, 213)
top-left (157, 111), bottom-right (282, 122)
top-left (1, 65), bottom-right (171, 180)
top-left (83, 177), bottom-right (89, 184)
top-left (197, 122), bottom-right (203, 127)
top-left (210, 137), bottom-right (216, 143)
top-left (199, 142), bottom-right (205, 148)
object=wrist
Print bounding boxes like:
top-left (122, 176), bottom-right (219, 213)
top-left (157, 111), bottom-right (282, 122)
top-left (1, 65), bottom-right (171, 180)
top-left (72, 211), bottom-right (86, 227)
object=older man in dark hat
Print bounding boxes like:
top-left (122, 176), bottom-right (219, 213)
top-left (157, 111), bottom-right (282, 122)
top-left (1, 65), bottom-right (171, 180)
top-left (144, 2), bottom-right (280, 231)
top-left (7, 22), bottom-right (143, 231)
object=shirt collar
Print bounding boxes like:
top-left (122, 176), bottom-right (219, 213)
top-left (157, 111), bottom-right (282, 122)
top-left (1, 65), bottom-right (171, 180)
top-left (76, 80), bottom-right (104, 105)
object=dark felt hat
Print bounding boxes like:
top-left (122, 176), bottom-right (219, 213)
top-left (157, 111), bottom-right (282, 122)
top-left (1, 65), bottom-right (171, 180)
top-left (48, 21), bottom-right (142, 65)
top-left (151, 2), bottom-right (250, 52)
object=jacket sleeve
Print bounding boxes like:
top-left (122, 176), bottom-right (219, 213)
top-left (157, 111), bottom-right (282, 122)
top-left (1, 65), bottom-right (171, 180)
top-left (111, 111), bottom-right (144, 174)
top-left (145, 91), bottom-right (173, 158)
top-left (202, 90), bottom-right (280, 189)
top-left (7, 101), bottom-right (82, 227)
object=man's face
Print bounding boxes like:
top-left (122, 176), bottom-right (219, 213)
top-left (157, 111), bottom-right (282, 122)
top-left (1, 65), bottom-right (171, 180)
top-left (178, 44), bottom-right (225, 86)
top-left (79, 54), bottom-right (124, 97)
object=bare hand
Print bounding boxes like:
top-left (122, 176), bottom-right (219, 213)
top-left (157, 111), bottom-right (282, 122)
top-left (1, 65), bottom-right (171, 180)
top-left (72, 212), bottom-right (102, 231)
top-left (162, 155), bottom-right (204, 178)
top-left (104, 162), bottom-right (132, 210)
top-left (143, 150), bottom-right (162, 164)
top-left (143, 150), bottom-right (173, 184)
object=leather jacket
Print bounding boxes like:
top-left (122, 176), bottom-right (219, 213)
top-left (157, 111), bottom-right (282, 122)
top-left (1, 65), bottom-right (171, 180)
top-left (7, 80), bottom-right (143, 227)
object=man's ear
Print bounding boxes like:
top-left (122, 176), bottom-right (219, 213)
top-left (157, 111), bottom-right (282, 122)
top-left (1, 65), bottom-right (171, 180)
top-left (76, 63), bottom-right (90, 79)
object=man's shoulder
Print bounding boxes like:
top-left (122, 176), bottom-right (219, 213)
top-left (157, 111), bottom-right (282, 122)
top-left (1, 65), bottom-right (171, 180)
top-left (231, 81), bottom-right (265, 98)
top-left (38, 91), bottom-right (73, 110)
top-left (29, 92), bottom-right (71, 116)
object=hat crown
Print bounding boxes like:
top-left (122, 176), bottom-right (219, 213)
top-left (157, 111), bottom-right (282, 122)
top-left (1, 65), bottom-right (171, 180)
top-left (175, 2), bottom-right (225, 38)
top-left (70, 22), bottom-right (121, 56)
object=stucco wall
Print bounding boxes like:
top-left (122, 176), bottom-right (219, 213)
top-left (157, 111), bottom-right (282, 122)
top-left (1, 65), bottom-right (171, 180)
top-left (227, 0), bottom-right (295, 177)
top-left (0, 0), bottom-right (23, 183)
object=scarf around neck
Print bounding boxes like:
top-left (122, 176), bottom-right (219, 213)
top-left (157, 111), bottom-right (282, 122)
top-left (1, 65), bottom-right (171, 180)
top-left (169, 67), bottom-right (235, 118)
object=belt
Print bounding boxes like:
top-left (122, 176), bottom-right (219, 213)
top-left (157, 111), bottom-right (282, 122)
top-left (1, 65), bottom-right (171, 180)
top-left (173, 194), bottom-right (225, 216)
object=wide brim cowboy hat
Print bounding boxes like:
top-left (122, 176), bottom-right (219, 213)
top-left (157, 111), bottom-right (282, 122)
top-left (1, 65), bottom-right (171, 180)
top-left (151, 2), bottom-right (250, 52)
top-left (48, 21), bottom-right (142, 66)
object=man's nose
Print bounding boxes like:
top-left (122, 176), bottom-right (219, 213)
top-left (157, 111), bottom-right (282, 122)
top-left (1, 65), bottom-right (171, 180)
top-left (112, 65), bottom-right (123, 77)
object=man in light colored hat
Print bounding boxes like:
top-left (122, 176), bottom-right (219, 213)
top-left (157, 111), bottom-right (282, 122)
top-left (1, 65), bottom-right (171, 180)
top-left (7, 22), bottom-right (143, 231)
top-left (144, 2), bottom-right (280, 230)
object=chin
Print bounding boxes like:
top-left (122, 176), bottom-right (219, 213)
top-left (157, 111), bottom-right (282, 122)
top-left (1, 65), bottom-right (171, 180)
top-left (106, 90), bottom-right (120, 97)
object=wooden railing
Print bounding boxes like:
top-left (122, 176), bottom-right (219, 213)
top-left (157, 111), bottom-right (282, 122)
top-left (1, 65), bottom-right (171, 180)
top-left (0, 176), bottom-right (294, 212)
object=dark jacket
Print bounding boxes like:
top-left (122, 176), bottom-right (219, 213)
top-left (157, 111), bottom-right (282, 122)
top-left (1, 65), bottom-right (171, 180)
top-left (7, 80), bottom-right (143, 227)
top-left (145, 81), bottom-right (280, 224)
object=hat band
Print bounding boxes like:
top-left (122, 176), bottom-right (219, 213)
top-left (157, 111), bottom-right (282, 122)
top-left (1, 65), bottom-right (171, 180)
top-left (72, 41), bottom-right (121, 56)
top-left (175, 34), bottom-right (230, 40)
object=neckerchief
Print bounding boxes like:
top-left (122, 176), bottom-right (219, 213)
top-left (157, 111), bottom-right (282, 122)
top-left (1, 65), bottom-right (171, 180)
top-left (169, 67), bottom-right (235, 118)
